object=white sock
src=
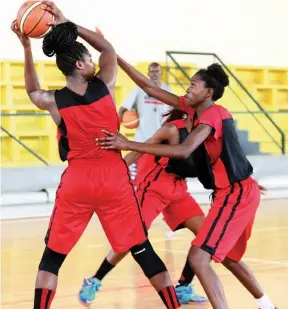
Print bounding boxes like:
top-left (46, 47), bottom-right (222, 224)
top-left (256, 294), bottom-right (275, 309)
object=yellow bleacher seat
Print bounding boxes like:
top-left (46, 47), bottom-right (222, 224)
top-left (1, 60), bottom-right (288, 167)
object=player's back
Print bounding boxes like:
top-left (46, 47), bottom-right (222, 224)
top-left (55, 77), bottom-right (120, 163)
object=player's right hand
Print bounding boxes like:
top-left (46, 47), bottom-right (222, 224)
top-left (96, 130), bottom-right (131, 151)
top-left (42, 1), bottom-right (67, 26)
top-left (11, 19), bottom-right (31, 48)
top-left (258, 183), bottom-right (268, 195)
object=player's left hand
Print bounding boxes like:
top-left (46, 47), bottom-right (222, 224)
top-left (96, 130), bottom-right (131, 150)
top-left (11, 19), bottom-right (31, 48)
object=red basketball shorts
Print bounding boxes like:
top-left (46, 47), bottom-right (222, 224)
top-left (192, 177), bottom-right (260, 262)
top-left (45, 159), bottom-right (147, 254)
top-left (134, 154), bottom-right (158, 187)
top-left (137, 165), bottom-right (204, 231)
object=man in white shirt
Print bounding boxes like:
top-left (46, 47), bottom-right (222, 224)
top-left (118, 62), bottom-right (172, 143)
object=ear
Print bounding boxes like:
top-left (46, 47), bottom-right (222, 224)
top-left (205, 88), bottom-right (214, 99)
top-left (75, 60), bottom-right (84, 70)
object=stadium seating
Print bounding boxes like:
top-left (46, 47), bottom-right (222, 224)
top-left (1, 60), bottom-right (287, 166)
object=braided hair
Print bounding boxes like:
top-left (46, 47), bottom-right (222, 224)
top-left (42, 22), bottom-right (88, 76)
top-left (196, 64), bottom-right (229, 101)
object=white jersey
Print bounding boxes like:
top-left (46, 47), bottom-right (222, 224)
top-left (121, 83), bottom-right (172, 142)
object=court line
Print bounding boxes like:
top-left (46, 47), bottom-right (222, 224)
top-left (154, 247), bottom-right (288, 267)
top-left (87, 224), bottom-right (288, 249)
top-left (87, 240), bottom-right (288, 266)
top-left (253, 226), bottom-right (288, 232)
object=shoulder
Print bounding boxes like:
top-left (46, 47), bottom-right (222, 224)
top-left (212, 105), bottom-right (232, 119)
top-left (166, 119), bottom-right (186, 129)
top-left (201, 104), bottom-right (232, 121)
top-left (162, 121), bottom-right (180, 136)
top-left (161, 83), bottom-right (171, 91)
top-left (131, 86), bottom-right (142, 94)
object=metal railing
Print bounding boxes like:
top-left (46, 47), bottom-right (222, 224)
top-left (165, 51), bottom-right (286, 154)
top-left (1, 113), bottom-right (52, 166)
top-left (1, 111), bottom-right (287, 168)
top-left (1, 125), bottom-right (49, 165)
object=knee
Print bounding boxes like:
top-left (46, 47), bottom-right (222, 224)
top-left (130, 239), bottom-right (167, 279)
top-left (188, 246), bottom-right (211, 271)
top-left (38, 247), bottom-right (67, 276)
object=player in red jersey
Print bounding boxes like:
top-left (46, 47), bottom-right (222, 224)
top-left (11, 3), bottom-right (181, 309)
top-left (78, 108), bottom-right (207, 305)
top-left (97, 59), bottom-right (277, 309)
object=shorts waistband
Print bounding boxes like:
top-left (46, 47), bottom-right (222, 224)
top-left (68, 157), bottom-right (123, 166)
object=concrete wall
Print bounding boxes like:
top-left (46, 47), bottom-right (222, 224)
top-left (2, 155), bottom-right (288, 193)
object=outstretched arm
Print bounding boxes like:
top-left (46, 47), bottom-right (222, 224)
top-left (97, 124), bottom-right (212, 159)
top-left (11, 20), bottom-right (55, 112)
top-left (117, 56), bottom-right (180, 109)
top-left (123, 123), bottom-right (176, 165)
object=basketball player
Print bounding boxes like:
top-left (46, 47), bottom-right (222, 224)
top-left (79, 108), bottom-right (207, 306)
top-left (11, 2), bottom-right (181, 309)
top-left (97, 60), bottom-right (277, 309)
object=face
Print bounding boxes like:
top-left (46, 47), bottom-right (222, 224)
top-left (76, 52), bottom-right (96, 81)
top-left (148, 65), bottom-right (162, 82)
top-left (185, 74), bottom-right (213, 107)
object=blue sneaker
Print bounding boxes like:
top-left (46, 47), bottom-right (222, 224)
top-left (78, 277), bottom-right (101, 307)
top-left (176, 284), bottom-right (208, 304)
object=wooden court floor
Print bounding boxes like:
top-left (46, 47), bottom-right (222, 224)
top-left (1, 199), bottom-right (288, 309)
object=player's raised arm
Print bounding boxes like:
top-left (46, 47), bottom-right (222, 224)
top-left (117, 56), bottom-right (180, 109)
top-left (11, 20), bottom-right (55, 111)
top-left (43, 1), bottom-right (117, 89)
top-left (77, 27), bottom-right (117, 89)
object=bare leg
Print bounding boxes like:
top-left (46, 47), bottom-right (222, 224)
top-left (106, 249), bottom-right (128, 265)
top-left (176, 216), bottom-right (207, 289)
top-left (188, 246), bottom-right (228, 309)
top-left (183, 215), bottom-right (205, 235)
top-left (35, 271), bottom-right (58, 290)
top-left (222, 258), bottom-right (263, 298)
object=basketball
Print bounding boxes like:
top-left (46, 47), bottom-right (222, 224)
top-left (16, 1), bottom-right (54, 39)
top-left (122, 110), bottom-right (139, 129)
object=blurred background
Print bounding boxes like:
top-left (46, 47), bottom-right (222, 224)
top-left (1, 1), bottom-right (288, 309)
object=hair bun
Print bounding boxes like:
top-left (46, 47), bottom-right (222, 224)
top-left (42, 22), bottom-right (78, 57)
top-left (207, 63), bottom-right (229, 87)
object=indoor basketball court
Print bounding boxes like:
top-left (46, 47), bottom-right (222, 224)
top-left (2, 199), bottom-right (287, 309)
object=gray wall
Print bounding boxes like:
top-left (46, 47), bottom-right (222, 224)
top-left (2, 155), bottom-right (288, 193)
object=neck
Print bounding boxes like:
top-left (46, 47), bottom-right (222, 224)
top-left (151, 80), bottom-right (161, 87)
top-left (66, 75), bottom-right (87, 90)
top-left (195, 100), bottom-right (214, 118)
top-left (185, 118), bottom-right (192, 132)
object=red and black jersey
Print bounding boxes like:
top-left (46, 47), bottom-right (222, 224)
top-left (55, 77), bottom-right (121, 162)
top-left (179, 97), bottom-right (253, 189)
top-left (157, 119), bottom-right (198, 179)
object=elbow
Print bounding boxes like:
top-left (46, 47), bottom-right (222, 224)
top-left (26, 88), bottom-right (39, 97)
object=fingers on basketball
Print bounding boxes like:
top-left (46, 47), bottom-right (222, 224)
top-left (16, 1), bottom-right (55, 39)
